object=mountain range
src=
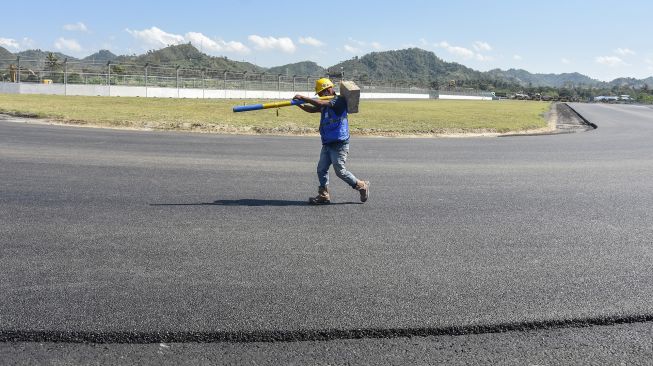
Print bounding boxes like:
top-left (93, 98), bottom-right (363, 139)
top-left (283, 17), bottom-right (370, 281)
top-left (2, 44), bottom-right (652, 89)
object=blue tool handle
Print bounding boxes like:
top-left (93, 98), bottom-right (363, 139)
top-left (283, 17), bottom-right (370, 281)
top-left (233, 104), bottom-right (265, 112)
top-left (232, 99), bottom-right (306, 113)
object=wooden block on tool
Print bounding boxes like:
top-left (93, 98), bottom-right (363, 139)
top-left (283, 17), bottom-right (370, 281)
top-left (339, 80), bottom-right (360, 113)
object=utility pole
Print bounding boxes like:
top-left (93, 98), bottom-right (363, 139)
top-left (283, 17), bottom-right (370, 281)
top-left (107, 61), bottom-right (111, 96)
top-left (243, 71), bottom-right (247, 98)
top-left (224, 70), bottom-right (228, 98)
top-left (144, 63), bottom-right (149, 97)
top-left (176, 65), bottom-right (180, 98)
top-left (64, 58), bottom-right (68, 96)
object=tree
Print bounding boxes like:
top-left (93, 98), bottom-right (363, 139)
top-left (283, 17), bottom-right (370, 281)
top-left (45, 53), bottom-right (59, 71)
top-left (111, 64), bottom-right (125, 75)
top-left (45, 52), bottom-right (63, 82)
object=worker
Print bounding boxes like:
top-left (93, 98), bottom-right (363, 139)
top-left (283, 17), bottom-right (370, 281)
top-left (293, 78), bottom-right (370, 205)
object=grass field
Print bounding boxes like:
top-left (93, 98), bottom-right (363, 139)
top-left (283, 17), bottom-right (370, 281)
top-left (0, 94), bottom-right (551, 135)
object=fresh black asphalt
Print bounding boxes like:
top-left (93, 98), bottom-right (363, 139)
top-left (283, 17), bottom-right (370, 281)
top-left (1, 103), bottom-right (652, 363)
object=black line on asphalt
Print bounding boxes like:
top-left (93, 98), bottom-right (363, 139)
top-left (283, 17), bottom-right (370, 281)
top-left (2, 314), bottom-right (653, 344)
top-left (499, 103), bottom-right (594, 137)
top-left (565, 103), bottom-right (598, 129)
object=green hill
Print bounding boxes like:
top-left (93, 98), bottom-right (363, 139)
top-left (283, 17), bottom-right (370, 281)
top-left (115, 43), bottom-right (264, 73)
top-left (328, 48), bottom-right (492, 87)
top-left (82, 50), bottom-right (118, 64)
top-left (486, 69), bottom-right (600, 88)
top-left (267, 61), bottom-right (325, 76)
top-left (0, 46), bottom-right (14, 60)
top-left (15, 49), bottom-right (76, 61)
top-left (608, 77), bottom-right (653, 88)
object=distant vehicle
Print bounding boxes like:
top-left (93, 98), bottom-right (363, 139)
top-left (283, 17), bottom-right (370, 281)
top-left (594, 96), bottom-right (619, 102)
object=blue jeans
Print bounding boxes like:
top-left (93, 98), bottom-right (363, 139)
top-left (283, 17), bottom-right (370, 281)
top-left (317, 141), bottom-right (358, 188)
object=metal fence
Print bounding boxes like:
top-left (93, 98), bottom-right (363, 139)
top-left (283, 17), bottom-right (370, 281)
top-left (0, 57), bottom-right (435, 94)
top-left (0, 57), bottom-right (497, 98)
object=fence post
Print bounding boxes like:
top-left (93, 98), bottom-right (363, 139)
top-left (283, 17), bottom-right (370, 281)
top-left (176, 65), bottom-right (180, 98)
top-left (144, 63), bottom-right (149, 97)
top-left (107, 61), bottom-right (111, 96)
top-left (224, 70), bottom-right (227, 98)
top-left (202, 69), bottom-right (205, 99)
top-left (16, 56), bottom-right (20, 83)
top-left (243, 71), bottom-right (247, 98)
top-left (64, 58), bottom-right (67, 95)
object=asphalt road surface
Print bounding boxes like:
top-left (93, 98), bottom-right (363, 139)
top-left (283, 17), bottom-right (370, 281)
top-left (1, 103), bottom-right (652, 364)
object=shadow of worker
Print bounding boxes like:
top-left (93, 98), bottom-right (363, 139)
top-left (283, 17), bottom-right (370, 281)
top-left (212, 199), bottom-right (362, 206)
top-left (151, 199), bottom-right (361, 207)
top-left (212, 199), bottom-right (307, 206)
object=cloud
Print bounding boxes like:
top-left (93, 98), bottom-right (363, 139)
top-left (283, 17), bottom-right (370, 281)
top-left (561, 57), bottom-right (571, 64)
top-left (0, 37), bottom-right (20, 49)
top-left (343, 38), bottom-right (383, 54)
top-left (513, 54), bottom-right (523, 61)
top-left (0, 37), bottom-right (36, 51)
top-left (298, 36), bottom-right (324, 47)
top-left (126, 27), bottom-right (251, 54)
top-left (473, 41), bottom-right (492, 52)
top-left (348, 38), bottom-right (367, 47)
top-left (63, 22), bottom-right (88, 32)
top-left (126, 26), bottom-right (185, 47)
top-left (595, 55), bottom-right (627, 67)
top-left (614, 48), bottom-right (635, 56)
top-left (54, 37), bottom-right (82, 52)
top-left (185, 32), bottom-right (249, 54)
top-left (475, 54), bottom-right (493, 62)
top-left (248, 35), bottom-right (296, 53)
top-left (433, 40), bottom-right (494, 62)
top-left (344, 44), bottom-right (362, 54)
top-left (184, 32), bottom-right (217, 50)
top-left (436, 41), bottom-right (475, 59)
top-left (21, 37), bottom-right (36, 49)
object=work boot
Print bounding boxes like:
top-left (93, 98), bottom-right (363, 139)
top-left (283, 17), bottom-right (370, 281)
top-left (354, 180), bottom-right (370, 202)
top-left (308, 186), bottom-right (330, 205)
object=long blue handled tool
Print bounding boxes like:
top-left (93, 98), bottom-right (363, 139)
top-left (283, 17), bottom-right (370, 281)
top-left (233, 96), bottom-right (334, 113)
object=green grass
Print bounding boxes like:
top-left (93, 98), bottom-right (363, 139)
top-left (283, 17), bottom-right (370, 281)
top-left (0, 94), bottom-right (551, 135)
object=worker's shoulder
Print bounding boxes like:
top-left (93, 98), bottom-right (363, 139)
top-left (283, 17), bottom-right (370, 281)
top-left (333, 94), bottom-right (347, 104)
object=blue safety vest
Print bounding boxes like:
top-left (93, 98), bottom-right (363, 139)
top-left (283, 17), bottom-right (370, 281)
top-left (319, 95), bottom-right (350, 144)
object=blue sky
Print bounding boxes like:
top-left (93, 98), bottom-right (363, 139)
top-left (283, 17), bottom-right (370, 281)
top-left (1, 0), bottom-right (652, 81)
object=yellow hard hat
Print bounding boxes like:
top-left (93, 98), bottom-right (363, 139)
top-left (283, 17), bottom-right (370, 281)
top-left (315, 78), bottom-right (334, 94)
